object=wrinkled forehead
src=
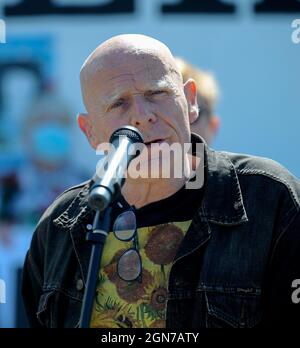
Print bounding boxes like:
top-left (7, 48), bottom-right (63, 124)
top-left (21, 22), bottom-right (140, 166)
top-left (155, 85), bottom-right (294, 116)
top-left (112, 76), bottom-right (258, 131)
top-left (92, 50), bottom-right (179, 84)
top-left (81, 48), bottom-right (182, 112)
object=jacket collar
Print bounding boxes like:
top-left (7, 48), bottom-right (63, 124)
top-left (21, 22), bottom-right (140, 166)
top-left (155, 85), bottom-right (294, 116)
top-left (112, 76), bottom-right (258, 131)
top-left (53, 134), bottom-right (248, 229)
top-left (53, 181), bottom-right (94, 229)
top-left (200, 142), bottom-right (248, 225)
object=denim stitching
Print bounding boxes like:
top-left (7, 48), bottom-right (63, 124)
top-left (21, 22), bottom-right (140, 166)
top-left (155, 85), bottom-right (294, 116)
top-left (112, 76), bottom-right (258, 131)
top-left (237, 168), bottom-right (300, 210)
top-left (41, 286), bottom-right (83, 302)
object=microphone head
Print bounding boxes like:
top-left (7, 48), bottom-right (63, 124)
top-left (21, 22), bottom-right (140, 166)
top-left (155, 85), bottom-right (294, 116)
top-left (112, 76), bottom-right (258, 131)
top-left (88, 185), bottom-right (112, 212)
top-left (109, 126), bottom-right (144, 145)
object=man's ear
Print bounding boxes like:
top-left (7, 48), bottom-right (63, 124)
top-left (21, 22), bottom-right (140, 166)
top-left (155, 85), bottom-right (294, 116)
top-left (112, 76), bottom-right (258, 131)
top-left (77, 113), bottom-right (98, 149)
top-left (184, 78), bottom-right (199, 125)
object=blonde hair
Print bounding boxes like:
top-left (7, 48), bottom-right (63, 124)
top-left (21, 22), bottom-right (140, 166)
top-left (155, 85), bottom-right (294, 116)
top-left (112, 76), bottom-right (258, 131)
top-left (175, 57), bottom-right (219, 118)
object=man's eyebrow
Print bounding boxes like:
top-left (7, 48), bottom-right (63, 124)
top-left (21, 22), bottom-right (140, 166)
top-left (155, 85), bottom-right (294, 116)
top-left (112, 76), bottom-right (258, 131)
top-left (103, 79), bottom-right (178, 108)
top-left (146, 79), bottom-right (179, 92)
top-left (103, 92), bottom-right (124, 106)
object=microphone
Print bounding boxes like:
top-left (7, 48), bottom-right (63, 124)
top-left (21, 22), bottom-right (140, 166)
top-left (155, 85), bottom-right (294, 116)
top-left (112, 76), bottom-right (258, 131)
top-left (88, 126), bottom-right (144, 211)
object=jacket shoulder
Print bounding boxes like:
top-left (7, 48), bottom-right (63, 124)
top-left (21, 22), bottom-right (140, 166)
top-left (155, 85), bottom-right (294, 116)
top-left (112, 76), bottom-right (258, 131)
top-left (220, 150), bottom-right (300, 210)
top-left (37, 180), bottom-right (90, 226)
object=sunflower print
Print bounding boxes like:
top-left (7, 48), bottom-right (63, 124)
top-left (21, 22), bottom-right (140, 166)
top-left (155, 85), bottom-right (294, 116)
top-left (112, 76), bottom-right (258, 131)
top-left (144, 224), bottom-right (185, 265)
top-left (90, 220), bottom-right (192, 328)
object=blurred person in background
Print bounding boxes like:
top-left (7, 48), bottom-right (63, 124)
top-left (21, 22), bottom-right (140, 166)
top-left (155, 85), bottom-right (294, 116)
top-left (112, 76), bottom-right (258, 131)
top-left (14, 88), bottom-right (87, 224)
top-left (175, 57), bottom-right (220, 145)
top-left (0, 87), bottom-right (87, 244)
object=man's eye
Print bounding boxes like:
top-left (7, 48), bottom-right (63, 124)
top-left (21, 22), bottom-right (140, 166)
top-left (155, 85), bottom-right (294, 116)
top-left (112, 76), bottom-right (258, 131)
top-left (147, 90), bottom-right (167, 99)
top-left (111, 99), bottom-right (124, 109)
top-left (151, 90), bottom-right (166, 95)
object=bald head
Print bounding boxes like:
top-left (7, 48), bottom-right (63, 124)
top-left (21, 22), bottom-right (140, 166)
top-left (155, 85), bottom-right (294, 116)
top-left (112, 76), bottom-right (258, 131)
top-left (80, 34), bottom-right (182, 113)
top-left (77, 33), bottom-right (199, 158)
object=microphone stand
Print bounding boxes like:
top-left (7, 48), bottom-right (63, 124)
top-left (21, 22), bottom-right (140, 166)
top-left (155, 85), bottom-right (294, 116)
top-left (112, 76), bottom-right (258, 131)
top-left (79, 126), bottom-right (144, 328)
top-left (79, 206), bottom-right (111, 328)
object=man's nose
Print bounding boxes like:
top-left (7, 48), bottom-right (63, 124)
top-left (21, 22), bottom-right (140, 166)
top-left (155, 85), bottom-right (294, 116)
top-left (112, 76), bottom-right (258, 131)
top-left (129, 94), bottom-right (157, 127)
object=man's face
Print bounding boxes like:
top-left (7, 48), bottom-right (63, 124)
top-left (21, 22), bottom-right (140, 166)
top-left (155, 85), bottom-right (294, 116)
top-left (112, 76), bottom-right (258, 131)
top-left (82, 52), bottom-right (193, 149)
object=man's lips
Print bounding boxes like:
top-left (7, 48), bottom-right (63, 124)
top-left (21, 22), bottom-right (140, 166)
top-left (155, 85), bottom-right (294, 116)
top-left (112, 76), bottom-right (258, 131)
top-left (144, 139), bottom-right (165, 146)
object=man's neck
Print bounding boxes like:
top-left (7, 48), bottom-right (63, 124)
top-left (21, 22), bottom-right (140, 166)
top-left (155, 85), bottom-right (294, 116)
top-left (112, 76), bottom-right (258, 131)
top-left (121, 153), bottom-right (197, 209)
top-left (121, 176), bottom-right (187, 209)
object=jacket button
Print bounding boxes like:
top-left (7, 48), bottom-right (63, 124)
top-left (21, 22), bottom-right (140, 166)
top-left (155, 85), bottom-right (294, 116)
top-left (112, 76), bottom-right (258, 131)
top-left (86, 224), bottom-right (93, 230)
top-left (76, 279), bottom-right (84, 291)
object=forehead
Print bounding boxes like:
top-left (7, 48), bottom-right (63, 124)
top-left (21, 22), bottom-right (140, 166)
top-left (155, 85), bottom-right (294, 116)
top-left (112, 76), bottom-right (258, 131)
top-left (90, 53), bottom-right (178, 99)
top-left (104, 50), bottom-right (172, 75)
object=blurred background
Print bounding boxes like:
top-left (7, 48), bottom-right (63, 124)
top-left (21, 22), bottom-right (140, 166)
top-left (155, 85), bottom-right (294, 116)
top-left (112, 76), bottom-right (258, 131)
top-left (0, 0), bottom-right (299, 327)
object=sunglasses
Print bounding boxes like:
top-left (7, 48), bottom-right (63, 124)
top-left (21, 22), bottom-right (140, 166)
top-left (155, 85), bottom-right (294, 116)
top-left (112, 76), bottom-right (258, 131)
top-left (113, 209), bottom-right (142, 282)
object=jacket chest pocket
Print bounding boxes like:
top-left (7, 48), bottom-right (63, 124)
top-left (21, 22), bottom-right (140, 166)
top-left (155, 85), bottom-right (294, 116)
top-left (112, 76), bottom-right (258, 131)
top-left (202, 289), bottom-right (262, 328)
top-left (37, 289), bottom-right (82, 328)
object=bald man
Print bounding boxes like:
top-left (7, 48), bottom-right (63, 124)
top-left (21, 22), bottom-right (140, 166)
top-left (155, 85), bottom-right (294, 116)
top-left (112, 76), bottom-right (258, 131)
top-left (78, 35), bottom-right (199, 209)
top-left (22, 34), bottom-right (300, 328)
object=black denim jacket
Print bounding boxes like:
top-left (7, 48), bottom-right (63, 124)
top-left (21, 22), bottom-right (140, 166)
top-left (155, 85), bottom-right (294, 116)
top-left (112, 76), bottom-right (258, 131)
top-left (22, 138), bottom-right (300, 328)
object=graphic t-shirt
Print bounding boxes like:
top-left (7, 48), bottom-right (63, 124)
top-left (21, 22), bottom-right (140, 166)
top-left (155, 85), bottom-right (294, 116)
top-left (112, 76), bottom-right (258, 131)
top-left (90, 183), bottom-right (203, 328)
